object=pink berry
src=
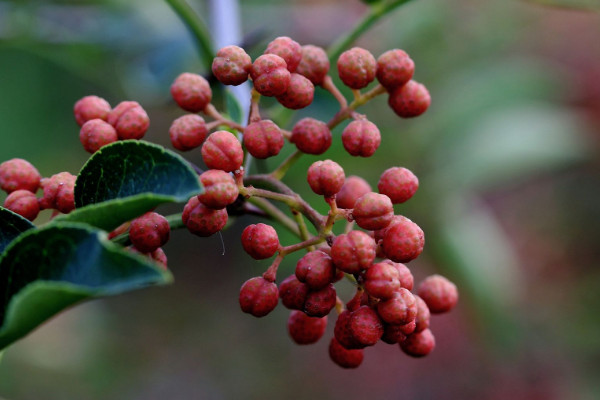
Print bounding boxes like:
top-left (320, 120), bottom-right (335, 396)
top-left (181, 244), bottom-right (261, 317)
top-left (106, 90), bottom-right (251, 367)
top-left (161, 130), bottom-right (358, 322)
top-left (243, 120), bottom-right (284, 159)
top-left (129, 212), bottom-right (170, 253)
top-left (107, 101), bottom-right (150, 140)
top-left (381, 323), bottom-right (407, 345)
top-left (79, 119), bottom-right (118, 153)
top-left (73, 95), bottom-right (111, 126)
top-left (334, 310), bottom-right (361, 349)
top-left (279, 275), bottom-right (309, 310)
top-left (337, 47), bottom-right (377, 89)
top-left (0, 158), bottom-right (41, 194)
top-left (400, 328), bottom-right (435, 357)
top-left (349, 306), bottom-right (384, 347)
top-left (239, 276), bottom-right (279, 318)
top-left (197, 169), bottom-right (239, 209)
top-left (127, 246), bottom-right (168, 269)
top-left (330, 230), bottom-right (376, 274)
top-left (39, 172), bottom-right (76, 214)
top-left (170, 72), bottom-right (212, 112)
top-left (276, 73), bottom-right (315, 109)
top-left (376, 288), bottom-right (417, 325)
top-left (306, 160), bottom-right (345, 197)
top-left (250, 54), bottom-right (291, 97)
top-left (352, 192), bottom-right (394, 231)
top-left (287, 310), bottom-right (327, 345)
top-left (417, 274), bottom-right (459, 314)
top-left (414, 295), bottom-right (431, 332)
top-left (295, 250), bottom-right (336, 290)
top-left (363, 262), bottom-right (402, 300)
top-left (304, 283), bottom-right (336, 317)
top-left (182, 196), bottom-right (228, 237)
top-left (388, 80), bottom-right (430, 118)
top-left (376, 49), bottom-right (415, 90)
top-left (212, 45), bottom-right (252, 86)
top-left (296, 45), bottom-right (330, 86)
top-left (335, 176), bottom-right (371, 209)
top-left (381, 216), bottom-right (425, 263)
top-left (264, 36), bottom-right (302, 72)
top-left (169, 114), bottom-right (208, 151)
top-left (329, 337), bottom-right (364, 369)
top-left (378, 167), bottom-right (419, 204)
top-left (341, 119), bottom-right (381, 157)
top-left (201, 131), bottom-right (244, 172)
top-left (3, 190), bottom-right (40, 221)
top-left (381, 259), bottom-right (414, 290)
top-left (241, 223), bottom-right (279, 260)
top-left (290, 117), bottom-right (331, 155)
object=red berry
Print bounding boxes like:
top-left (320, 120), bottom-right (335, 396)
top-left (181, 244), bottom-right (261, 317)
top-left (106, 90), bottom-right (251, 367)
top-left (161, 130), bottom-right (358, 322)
top-left (334, 310), bottom-right (361, 349)
top-left (337, 47), bottom-right (377, 89)
top-left (169, 114), bottom-right (208, 151)
top-left (170, 72), bottom-right (212, 112)
top-left (182, 196), bottom-right (228, 237)
top-left (381, 323), bottom-right (407, 345)
top-left (239, 276), bottom-right (279, 317)
top-left (329, 337), bottom-right (364, 369)
top-left (201, 131), bottom-right (244, 172)
top-left (107, 101), bottom-right (150, 140)
top-left (376, 288), bottom-right (417, 325)
top-left (388, 80), bottom-right (430, 118)
top-left (306, 160), bottom-right (345, 197)
top-left (295, 250), bottom-right (336, 290)
top-left (363, 262), bottom-right (402, 299)
top-left (376, 49), bottom-right (415, 90)
top-left (414, 295), bottom-right (431, 332)
top-left (398, 319), bottom-right (417, 336)
top-left (335, 176), bottom-right (371, 209)
top-left (39, 172), bottom-right (76, 214)
top-left (290, 117), bottom-right (331, 155)
top-left (381, 216), bottom-right (424, 263)
top-left (341, 120), bottom-right (381, 157)
top-left (127, 246), bottom-right (168, 269)
top-left (0, 158), bottom-right (41, 194)
top-left (381, 259), bottom-right (414, 290)
top-left (250, 54), bottom-right (291, 97)
top-left (243, 120), bottom-right (284, 159)
top-left (400, 328), bottom-right (435, 357)
top-left (198, 169), bottom-right (239, 209)
top-left (73, 95), bottom-right (111, 126)
top-left (79, 119), bottom-right (118, 153)
top-left (352, 192), bottom-right (394, 231)
top-left (241, 223), bottom-right (279, 260)
top-left (276, 73), bottom-right (315, 109)
top-left (296, 45), bottom-right (330, 86)
top-left (417, 274), bottom-right (459, 314)
top-left (349, 306), bottom-right (384, 347)
top-left (264, 36), bottom-right (302, 72)
top-left (304, 283), bottom-right (336, 317)
top-left (330, 230), bottom-right (376, 274)
top-left (287, 310), bottom-right (327, 345)
top-left (129, 212), bottom-right (170, 253)
top-left (212, 45), bottom-right (252, 86)
top-left (378, 167), bottom-right (419, 204)
top-left (279, 275), bottom-right (309, 310)
top-left (3, 190), bottom-right (40, 221)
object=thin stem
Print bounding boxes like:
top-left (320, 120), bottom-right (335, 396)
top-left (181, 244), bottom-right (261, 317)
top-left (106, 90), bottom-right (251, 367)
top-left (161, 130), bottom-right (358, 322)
top-left (204, 104), bottom-right (245, 132)
top-left (321, 75), bottom-right (348, 109)
top-left (269, 150), bottom-right (303, 180)
top-left (280, 235), bottom-right (325, 256)
top-left (327, 84), bottom-right (387, 130)
top-left (292, 210), bottom-right (315, 252)
top-left (249, 88), bottom-right (262, 123)
top-left (247, 197), bottom-right (300, 237)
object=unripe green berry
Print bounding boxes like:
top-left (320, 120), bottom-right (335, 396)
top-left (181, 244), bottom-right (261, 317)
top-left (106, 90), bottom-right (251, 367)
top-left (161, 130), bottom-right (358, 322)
top-left (264, 36), bottom-right (302, 72)
top-left (170, 72), bottom-right (212, 112)
top-left (0, 158), bottom-right (41, 194)
top-left (388, 80), bottom-right (431, 118)
top-left (79, 119), bottom-right (118, 153)
top-left (107, 101), bottom-right (150, 140)
top-left (129, 212), bottom-right (170, 253)
top-left (276, 73), bottom-right (315, 110)
top-left (74, 95), bottom-right (111, 126)
top-left (352, 192), bottom-right (394, 231)
top-left (341, 119), bottom-right (381, 157)
top-left (250, 54), bottom-right (291, 97)
top-left (296, 45), bottom-right (330, 86)
top-left (182, 196), bottom-right (228, 237)
top-left (241, 223), bottom-right (279, 260)
top-left (169, 114), bottom-right (207, 151)
top-left (290, 117), bottom-right (332, 155)
top-left (212, 45), bottom-right (252, 86)
top-left (39, 172), bottom-right (76, 214)
top-left (376, 49), bottom-right (415, 90)
top-left (306, 160), bottom-right (345, 197)
top-left (243, 120), bottom-right (284, 159)
top-left (197, 169), bottom-right (239, 209)
top-left (201, 131), bottom-right (244, 172)
top-left (337, 47), bottom-right (377, 89)
top-left (335, 176), bottom-right (371, 209)
top-left (3, 189), bottom-right (40, 221)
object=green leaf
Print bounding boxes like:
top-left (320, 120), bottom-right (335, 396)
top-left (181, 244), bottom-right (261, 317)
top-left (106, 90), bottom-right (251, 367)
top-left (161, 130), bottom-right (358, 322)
top-left (225, 89), bottom-right (244, 125)
top-left (0, 207), bottom-right (35, 254)
top-left (0, 222), bottom-right (172, 351)
top-left (54, 140), bottom-right (201, 231)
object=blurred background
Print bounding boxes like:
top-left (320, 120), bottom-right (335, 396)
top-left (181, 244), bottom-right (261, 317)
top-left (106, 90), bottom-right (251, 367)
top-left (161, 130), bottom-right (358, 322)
top-left (0, 0), bottom-right (599, 398)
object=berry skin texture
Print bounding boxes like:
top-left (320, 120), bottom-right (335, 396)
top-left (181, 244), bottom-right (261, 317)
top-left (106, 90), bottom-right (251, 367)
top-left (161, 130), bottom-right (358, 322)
top-left (329, 337), bottom-right (364, 369)
top-left (376, 288), bottom-right (417, 325)
top-left (337, 47), bottom-right (377, 89)
top-left (250, 54), bottom-right (291, 97)
top-left (306, 160), bottom-right (345, 197)
top-left (414, 295), bottom-right (431, 332)
top-left (241, 223), bottom-right (279, 260)
top-left (381, 216), bottom-right (425, 263)
top-left (295, 250), bottom-right (336, 290)
top-left (364, 262), bottom-right (402, 300)
top-left (264, 36), bottom-right (302, 72)
top-left (182, 196), bottom-right (228, 237)
top-left (352, 192), bottom-right (394, 231)
top-left (239, 276), bottom-right (279, 318)
top-left (349, 306), bottom-right (384, 347)
top-left (336, 176), bottom-right (371, 209)
top-left (382, 259), bottom-right (414, 290)
top-left (417, 274), bottom-right (459, 314)
top-left (170, 72), bottom-right (212, 112)
top-left (341, 120), bottom-right (381, 157)
top-left (290, 118), bottom-right (332, 155)
top-left (107, 101), bottom-right (150, 140)
top-left (276, 73), bottom-right (315, 110)
top-left (212, 45), bottom-right (252, 86)
top-left (3, 190), bottom-right (40, 221)
top-left (201, 131), bottom-right (244, 172)
top-left (0, 158), bottom-right (41, 194)
top-left (169, 114), bottom-right (208, 151)
top-left (287, 310), bottom-right (327, 345)
top-left (39, 172), bottom-right (76, 214)
top-left (388, 80), bottom-right (431, 118)
top-left (243, 120), bottom-right (284, 159)
top-left (400, 328), bottom-right (436, 358)
top-left (296, 45), bottom-right (330, 86)
top-left (304, 283), bottom-right (336, 317)
top-left (198, 169), bottom-right (239, 209)
top-left (129, 212), bottom-right (171, 253)
top-left (79, 119), bottom-right (118, 153)
top-left (334, 310), bottom-right (361, 349)
top-left (378, 167), bottom-right (419, 204)
top-left (73, 95), bottom-right (111, 126)
top-left (376, 49), bottom-right (415, 90)
top-left (330, 230), bottom-right (376, 274)
top-left (279, 275), bottom-right (309, 310)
